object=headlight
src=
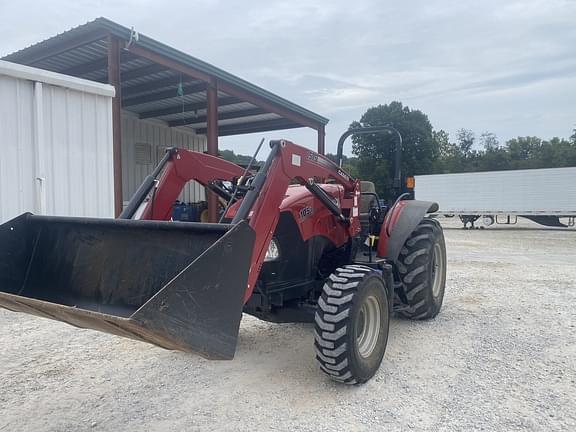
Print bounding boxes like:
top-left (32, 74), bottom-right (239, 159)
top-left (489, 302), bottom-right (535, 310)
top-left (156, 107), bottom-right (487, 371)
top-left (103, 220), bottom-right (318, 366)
top-left (264, 239), bottom-right (280, 262)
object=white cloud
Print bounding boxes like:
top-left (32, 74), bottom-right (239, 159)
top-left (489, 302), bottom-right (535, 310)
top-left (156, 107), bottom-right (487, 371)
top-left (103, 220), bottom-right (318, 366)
top-left (306, 86), bottom-right (382, 111)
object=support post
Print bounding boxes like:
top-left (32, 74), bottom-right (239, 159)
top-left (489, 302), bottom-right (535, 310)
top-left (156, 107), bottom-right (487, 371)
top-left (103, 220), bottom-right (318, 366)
top-left (108, 35), bottom-right (123, 217)
top-left (206, 79), bottom-right (219, 222)
top-left (317, 125), bottom-right (325, 155)
top-left (33, 82), bottom-right (46, 214)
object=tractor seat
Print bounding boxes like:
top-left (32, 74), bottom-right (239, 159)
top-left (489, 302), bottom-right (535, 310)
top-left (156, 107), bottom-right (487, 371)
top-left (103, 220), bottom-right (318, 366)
top-left (360, 181), bottom-right (378, 234)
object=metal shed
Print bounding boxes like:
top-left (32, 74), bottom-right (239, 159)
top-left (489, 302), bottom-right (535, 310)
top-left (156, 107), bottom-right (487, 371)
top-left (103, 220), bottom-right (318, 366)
top-left (2, 18), bottom-right (329, 220)
top-left (0, 60), bottom-right (115, 223)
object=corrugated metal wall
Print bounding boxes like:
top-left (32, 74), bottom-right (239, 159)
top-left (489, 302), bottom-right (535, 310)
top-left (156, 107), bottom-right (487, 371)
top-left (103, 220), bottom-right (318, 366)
top-left (0, 64), bottom-right (114, 223)
top-left (0, 74), bottom-right (35, 223)
top-left (42, 85), bottom-right (114, 217)
top-left (121, 113), bottom-right (207, 204)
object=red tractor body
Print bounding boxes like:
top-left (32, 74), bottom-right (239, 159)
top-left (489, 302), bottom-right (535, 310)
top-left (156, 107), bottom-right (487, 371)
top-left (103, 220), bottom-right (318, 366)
top-left (0, 128), bottom-right (447, 384)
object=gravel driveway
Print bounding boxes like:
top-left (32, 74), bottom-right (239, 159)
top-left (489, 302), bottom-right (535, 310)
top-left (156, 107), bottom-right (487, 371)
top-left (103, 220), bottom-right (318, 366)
top-left (1, 220), bottom-right (575, 431)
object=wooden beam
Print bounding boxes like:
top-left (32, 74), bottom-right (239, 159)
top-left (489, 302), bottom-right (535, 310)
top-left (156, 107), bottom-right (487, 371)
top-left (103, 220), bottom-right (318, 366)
top-left (317, 125), bottom-right (325, 155)
top-left (122, 82), bottom-right (206, 107)
top-left (108, 36), bottom-right (123, 217)
top-left (126, 43), bottom-right (212, 83)
top-left (168, 107), bottom-right (267, 127)
top-left (139, 96), bottom-right (241, 119)
top-left (196, 118), bottom-right (301, 137)
top-left (217, 80), bottom-right (320, 130)
top-left (206, 80), bottom-right (219, 222)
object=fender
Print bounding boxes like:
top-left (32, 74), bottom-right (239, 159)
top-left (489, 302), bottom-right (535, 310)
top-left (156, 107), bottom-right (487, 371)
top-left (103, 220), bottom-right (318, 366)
top-left (377, 200), bottom-right (439, 262)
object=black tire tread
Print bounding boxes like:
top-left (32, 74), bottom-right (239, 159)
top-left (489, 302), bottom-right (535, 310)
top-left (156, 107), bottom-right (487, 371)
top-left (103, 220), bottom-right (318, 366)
top-left (397, 219), bottom-right (445, 319)
top-left (314, 265), bottom-right (374, 385)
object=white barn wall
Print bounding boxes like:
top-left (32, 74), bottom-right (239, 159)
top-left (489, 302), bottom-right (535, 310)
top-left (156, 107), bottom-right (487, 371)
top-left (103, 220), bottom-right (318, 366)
top-left (0, 74), bottom-right (35, 223)
top-left (42, 85), bottom-right (114, 217)
top-left (0, 61), bottom-right (114, 223)
top-left (121, 112), bottom-right (207, 205)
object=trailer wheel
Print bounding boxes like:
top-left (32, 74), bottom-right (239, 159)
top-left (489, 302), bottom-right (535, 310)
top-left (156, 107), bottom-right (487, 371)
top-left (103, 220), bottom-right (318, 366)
top-left (314, 265), bottom-right (389, 385)
top-left (397, 219), bottom-right (446, 319)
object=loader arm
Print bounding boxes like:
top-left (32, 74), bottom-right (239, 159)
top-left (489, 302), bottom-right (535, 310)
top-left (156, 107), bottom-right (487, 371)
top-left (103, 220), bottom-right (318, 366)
top-left (0, 141), bottom-right (359, 359)
top-left (230, 140), bottom-right (361, 302)
top-left (126, 141), bottom-right (360, 303)
top-left (122, 148), bottom-right (246, 221)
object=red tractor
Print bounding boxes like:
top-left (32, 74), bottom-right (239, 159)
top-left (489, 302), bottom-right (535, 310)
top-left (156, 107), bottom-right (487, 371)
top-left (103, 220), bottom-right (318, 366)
top-left (0, 127), bottom-right (446, 384)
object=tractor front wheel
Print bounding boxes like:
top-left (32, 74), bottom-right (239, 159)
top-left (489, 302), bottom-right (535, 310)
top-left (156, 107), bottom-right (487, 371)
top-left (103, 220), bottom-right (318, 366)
top-left (314, 265), bottom-right (390, 385)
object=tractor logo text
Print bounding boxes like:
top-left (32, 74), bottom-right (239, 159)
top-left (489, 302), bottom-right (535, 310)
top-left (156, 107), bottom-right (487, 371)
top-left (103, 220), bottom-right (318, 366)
top-left (337, 169), bottom-right (350, 181)
top-left (307, 152), bottom-right (319, 162)
top-left (299, 206), bottom-right (314, 219)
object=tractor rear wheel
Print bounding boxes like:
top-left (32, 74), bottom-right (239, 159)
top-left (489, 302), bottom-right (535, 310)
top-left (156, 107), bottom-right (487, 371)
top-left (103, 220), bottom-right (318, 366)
top-left (314, 265), bottom-right (390, 385)
top-left (397, 218), bottom-right (446, 319)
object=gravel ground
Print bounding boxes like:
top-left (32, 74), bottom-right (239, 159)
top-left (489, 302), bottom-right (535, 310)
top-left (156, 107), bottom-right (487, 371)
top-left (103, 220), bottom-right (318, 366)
top-left (1, 219), bottom-right (575, 431)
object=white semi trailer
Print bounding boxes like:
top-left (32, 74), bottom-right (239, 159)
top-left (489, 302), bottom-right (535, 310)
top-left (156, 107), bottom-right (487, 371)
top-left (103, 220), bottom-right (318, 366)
top-left (414, 167), bottom-right (576, 228)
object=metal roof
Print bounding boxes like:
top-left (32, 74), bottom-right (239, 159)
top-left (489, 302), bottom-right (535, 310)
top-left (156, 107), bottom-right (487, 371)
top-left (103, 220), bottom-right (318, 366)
top-left (2, 17), bottom-right (328, 135)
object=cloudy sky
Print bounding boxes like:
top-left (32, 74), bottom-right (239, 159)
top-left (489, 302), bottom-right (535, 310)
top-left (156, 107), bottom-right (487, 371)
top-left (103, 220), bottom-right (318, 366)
top-left (1, 0), bottom-right (575, 155)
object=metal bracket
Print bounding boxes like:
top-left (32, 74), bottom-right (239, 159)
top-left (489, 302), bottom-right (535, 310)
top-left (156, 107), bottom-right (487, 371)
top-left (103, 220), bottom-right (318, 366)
top-left (125, 26), bottom-right (140, 50)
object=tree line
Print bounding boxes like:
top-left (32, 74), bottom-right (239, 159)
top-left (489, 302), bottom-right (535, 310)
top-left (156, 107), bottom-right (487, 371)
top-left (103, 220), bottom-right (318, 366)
top-left (220, 101), bottom-right (575, 200)
top-left (432, 129), bottom-right (576, 173)
top-left (331, 101), bottom-right (576, 200)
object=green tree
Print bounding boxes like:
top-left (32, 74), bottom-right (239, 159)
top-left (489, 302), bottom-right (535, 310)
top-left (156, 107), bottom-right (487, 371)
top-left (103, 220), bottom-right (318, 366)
top-left (433, 130), bottom-right (451, 159)
top-left (219, 149), bottom-right (261, 166)
top-left (479, 132), bottom-right (499, 151)
top-left (477, 132), bottom-right (510, 171)
top-left (432, 129), bottom-right (466, 173)
top-left (545, 137), bottom-right (576, 167)
top-left (349, 101), bottom-right (437, 200)
top-left (456, 129), bottom-right (476, 158)
top-left (505, 137), bottom-right (543, 169)
top-left (326, 153), bottom-right (359, 177)
top-left (427, 125), bottom-right (576, 174)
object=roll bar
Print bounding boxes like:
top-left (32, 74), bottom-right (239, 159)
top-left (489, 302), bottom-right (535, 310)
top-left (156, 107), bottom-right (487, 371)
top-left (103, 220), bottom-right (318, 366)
top-left (336, 126), bottom-right (403, 193)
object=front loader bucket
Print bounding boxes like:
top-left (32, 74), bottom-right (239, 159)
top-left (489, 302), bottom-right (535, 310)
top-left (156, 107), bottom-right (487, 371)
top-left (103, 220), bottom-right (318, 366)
top-left (0, 214), bottom-right (255, 360)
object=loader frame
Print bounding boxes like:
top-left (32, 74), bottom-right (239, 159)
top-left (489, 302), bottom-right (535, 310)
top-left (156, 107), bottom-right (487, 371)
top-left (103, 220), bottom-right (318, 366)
top-left (0, 128), bottom-right (441, 363)
top-left (120, 140), bottom-right (363, 302)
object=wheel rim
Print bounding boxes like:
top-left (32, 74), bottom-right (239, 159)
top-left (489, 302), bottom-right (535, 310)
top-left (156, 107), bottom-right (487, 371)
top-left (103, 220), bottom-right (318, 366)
top-left (356, 295), bottom-right (381, 358)
top-left (431, 243), bottom-right (444, 297)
